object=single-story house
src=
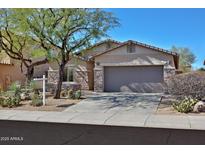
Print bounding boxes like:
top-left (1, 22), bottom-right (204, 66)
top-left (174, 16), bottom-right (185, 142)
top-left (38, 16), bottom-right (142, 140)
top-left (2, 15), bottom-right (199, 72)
top-left (1, 39), bottom-right (179, 93)
top-left (48, 39), bottom-right (179, 93)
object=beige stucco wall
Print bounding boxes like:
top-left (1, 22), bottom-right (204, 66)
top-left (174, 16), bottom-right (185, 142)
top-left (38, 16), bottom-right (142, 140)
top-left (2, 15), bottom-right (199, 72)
top-left (94, 44), bottom-right (175, 68)
top-left (0, 54), bottom-right (11, 64)
top-left (0, 64), bottom-right (25, 90)
top-left (94, 44), bottom-right (176, 92)
top-left (66, 57), bottom-right (94, 90)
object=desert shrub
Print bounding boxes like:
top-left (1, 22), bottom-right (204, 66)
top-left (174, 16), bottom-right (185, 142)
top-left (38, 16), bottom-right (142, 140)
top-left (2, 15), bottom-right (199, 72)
top-left (68, 89), bottom-right (75, 99)
top-left (0, 96), bottom-right (5, 105)
top-left (165, 71), bottom-right (205, 100)
top-left (67, 89), bottom-right (81, 99)
top-left (0, 88), bottom-right (21, 108)
top-left (20, 91), bottom-right (32, 101)
top-left (8, 81), bottom-right (21, 95)
top-left (74, 90), bottom-right (81, 99)
top-left (198, 67), bottom-right (205, 71)
top-left (172, 96), bottom-right (198, 113)
top-left (26, 81), bottom-right (38, 92)
top-left (30, 93), bottom-right (43, 106)
top-left (61, 90), bottom-right (68, 98)
top-left (0, 95), bottom-right (21, 108)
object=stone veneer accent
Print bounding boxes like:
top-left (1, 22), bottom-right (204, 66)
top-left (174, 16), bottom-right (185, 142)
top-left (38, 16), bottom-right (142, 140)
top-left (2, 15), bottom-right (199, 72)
top-left (73, 69), bottom-right (89, 90)
top-left (164, 67), bottom-right (176, 78)
top-left (48, 70), bottom-right (59, 84)
top-left (94, 66), bottom-right (104, 92)
top-left (93, 66), bottom-right (176, 92)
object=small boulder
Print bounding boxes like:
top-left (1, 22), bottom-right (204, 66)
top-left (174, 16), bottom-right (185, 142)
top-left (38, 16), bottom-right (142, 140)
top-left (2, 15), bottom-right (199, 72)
top-left (193, 101), bottom-right (205, 112)
top-left (20, 93), bottom-right (26, 101)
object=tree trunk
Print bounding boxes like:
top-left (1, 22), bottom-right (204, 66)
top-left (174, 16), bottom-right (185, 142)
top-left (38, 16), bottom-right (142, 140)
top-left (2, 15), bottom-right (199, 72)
top-left (54, 63), bottom-right (65, 99)
top-left (25, 58), bottom-right (48, 83)
top-left (26, 66), bottom-right (34, 83)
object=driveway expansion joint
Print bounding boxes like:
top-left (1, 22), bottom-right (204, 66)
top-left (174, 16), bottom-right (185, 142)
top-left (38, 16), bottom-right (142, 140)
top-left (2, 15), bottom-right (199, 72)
top-left (103, 111), bottom-right (121, 124)
top-left (143, 114), bottom-right (152, 127)
top-left (1, 93), bottom-right (205, 131)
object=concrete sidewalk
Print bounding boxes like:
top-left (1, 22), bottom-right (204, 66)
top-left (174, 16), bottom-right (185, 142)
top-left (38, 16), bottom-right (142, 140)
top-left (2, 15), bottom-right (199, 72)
top-left (1, 109), bottom-right (205, 130)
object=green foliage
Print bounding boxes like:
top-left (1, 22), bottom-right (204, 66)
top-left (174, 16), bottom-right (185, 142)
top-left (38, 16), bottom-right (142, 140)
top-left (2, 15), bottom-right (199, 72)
top-left (198, 67), bottom-right (205, 71)
top-left (67, 89), bottom-right (81, 99)
top-left (1, 8), bottom-right (119, 99)
top-left (68, 89), bottom-right (75, 99)
top-left (0, 97), bottom-right (5, 105)
top-left (27, 81), bottom-right (38, 91)
top-left (0, 94), bottom-right (21, 108)
top-left (74, 90), bottom-right (81, 99)
top-left (0, 81), bottom-right (21, 108)
top-left (0, 9), bottom-right (49, 82)
top-left (31, 49), bottom-right (47, 58)
top-left (13, 8), bottom-right (119, 98)
top-left (3, 96), bottom-right (21, 108)
top-left (8, 81), bottom-right (21, 95)
top-left (173, 96), bottom-right (198, 113)
top-left (30, 93), bottom-right (43, 106)
top-left (171, 46), bottom-right (196, 72)
top-left (60, 90), bottom-right (68, 98)
top-left (12, 8), bottom-right (119, 54)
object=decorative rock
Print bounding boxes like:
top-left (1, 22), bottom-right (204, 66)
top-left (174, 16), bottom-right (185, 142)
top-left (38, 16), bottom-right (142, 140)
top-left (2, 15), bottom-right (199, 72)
top-left (20, 93), bottom-right (26, 101)
top-left (193, 101), bottom-right (205, 112)
top-left (20, 92), bottom-right (32, 101)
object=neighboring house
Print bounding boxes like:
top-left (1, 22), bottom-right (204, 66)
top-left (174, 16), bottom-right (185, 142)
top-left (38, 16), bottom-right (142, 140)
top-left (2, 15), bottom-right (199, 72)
top-left (48, 39), bottom-right (179, 93)
top-left (0, 55), bottom-right (25, 90)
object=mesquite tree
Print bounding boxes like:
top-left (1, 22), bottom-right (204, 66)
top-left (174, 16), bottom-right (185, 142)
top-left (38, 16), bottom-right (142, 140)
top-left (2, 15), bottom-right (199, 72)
top-left (16, 8), bottom-right (119, 99)
top-left (172, 46), bottom-right (196, 72)
top-left (0, 9), bottom-right (48, 82)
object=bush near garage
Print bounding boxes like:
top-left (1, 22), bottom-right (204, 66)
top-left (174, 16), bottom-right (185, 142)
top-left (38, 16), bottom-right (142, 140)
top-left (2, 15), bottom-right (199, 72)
top-left (164, 71), bottom-right (205, 100)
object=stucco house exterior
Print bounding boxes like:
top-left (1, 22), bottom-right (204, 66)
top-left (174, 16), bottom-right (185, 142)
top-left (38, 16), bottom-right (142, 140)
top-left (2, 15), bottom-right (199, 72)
top-left (0, 39), bottom-right (179, 93)
top-left (0, 56), bottom-right (25, 90)
top-left (48, 39), bottom-right (179, 93)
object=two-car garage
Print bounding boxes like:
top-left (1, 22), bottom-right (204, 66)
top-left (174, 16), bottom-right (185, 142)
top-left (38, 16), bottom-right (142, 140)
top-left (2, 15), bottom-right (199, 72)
top-left (104, 66), bottom-right (164, 92)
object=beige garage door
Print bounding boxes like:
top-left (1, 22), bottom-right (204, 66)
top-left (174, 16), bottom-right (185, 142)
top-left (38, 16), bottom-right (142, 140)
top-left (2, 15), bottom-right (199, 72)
top-left (104, 66), bottom-right (164, 92)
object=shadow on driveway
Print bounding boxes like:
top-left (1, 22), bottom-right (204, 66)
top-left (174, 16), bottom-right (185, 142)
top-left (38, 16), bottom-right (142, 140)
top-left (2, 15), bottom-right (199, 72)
top-left (65, 93), bottom-right (162, 113)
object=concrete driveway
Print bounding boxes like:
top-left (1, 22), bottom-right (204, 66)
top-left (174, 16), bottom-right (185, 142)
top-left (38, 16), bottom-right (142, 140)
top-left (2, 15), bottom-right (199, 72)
top-left (64, 93), bottom-right (162, 114)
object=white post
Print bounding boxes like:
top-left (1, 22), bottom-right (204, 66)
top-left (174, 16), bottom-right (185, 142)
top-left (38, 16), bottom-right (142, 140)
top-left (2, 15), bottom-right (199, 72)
top-left (43, 75), bottom-right (46, 106)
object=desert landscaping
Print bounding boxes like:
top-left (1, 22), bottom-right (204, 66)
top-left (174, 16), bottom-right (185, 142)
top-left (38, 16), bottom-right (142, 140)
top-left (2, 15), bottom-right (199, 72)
top-left (156, 70), bottom-right (205, 115)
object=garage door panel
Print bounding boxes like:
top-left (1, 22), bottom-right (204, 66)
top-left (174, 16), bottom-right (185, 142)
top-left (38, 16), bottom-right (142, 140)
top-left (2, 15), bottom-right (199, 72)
top-left (104, 66), bottom-right (164, 92)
